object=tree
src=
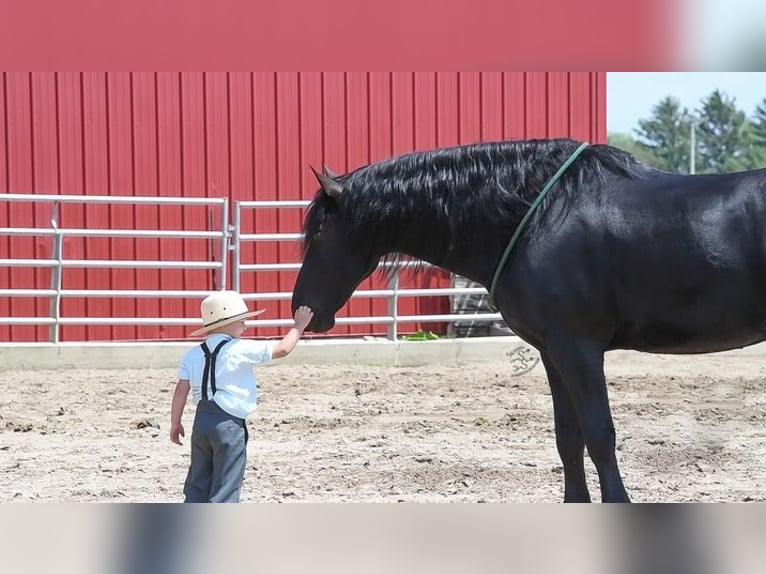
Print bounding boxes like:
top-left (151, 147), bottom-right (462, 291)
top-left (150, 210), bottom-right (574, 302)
top-left (750, 98), bottom-right (766, 167)
top-left (634, 96), bottom-right (692, 173)
top-left (696, 90), bottom-right (754, 172)
top-left (607, 132), bottom-right (661, 167)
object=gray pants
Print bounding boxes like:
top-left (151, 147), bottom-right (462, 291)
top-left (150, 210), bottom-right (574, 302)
top-left (183, 399), bottom-right (248, 503)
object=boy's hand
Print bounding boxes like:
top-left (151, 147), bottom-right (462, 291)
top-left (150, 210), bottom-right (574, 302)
top-left (170, 423), bottom-right (185, 445)
top-left (293, 306), bottom-right (314, 332)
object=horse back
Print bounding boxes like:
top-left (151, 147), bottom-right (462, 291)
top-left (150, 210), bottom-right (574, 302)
top-left (509, 168), bottom-right (766, 354)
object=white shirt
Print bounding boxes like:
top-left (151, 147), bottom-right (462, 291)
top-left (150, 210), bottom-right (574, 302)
top-left (177, 333), bottom-right (274, 419)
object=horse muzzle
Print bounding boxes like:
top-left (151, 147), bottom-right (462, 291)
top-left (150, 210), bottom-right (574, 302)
top-left (307, 313), bottom-right (335, 333)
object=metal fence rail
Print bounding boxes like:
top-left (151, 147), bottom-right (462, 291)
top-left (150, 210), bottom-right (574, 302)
top-left (232, 200), bottom-right (504, 340)
top-left (0, 194), bottom-right (229, 342)
top-left (0, 195), bottom-right (505, 342)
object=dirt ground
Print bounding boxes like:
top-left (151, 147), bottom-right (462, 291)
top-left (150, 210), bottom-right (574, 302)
top-left (1, 349), bottom-right (765, 503)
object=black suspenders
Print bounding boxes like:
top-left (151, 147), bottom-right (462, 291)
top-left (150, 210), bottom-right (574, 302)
top-left (200, 339), bottom-right (230, 401)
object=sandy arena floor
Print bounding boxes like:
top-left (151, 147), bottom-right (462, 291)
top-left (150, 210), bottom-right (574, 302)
top-left (1, 350), bottom-right (765, 502)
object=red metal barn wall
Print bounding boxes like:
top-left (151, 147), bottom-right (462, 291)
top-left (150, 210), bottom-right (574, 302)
top-left (0, 72), bottom-right (606, 343)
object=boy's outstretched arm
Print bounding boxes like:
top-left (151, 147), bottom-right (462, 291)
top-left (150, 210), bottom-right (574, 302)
top-left (170, 379), bottom-right (190, 445)
top-left (272, 306), bottom-right (314, 359)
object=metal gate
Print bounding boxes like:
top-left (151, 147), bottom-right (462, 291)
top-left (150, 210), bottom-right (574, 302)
top-left (0, 194), bottom-right (503, 342)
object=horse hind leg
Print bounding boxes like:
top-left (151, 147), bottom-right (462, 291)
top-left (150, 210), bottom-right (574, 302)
top-left (541, 352), bottom-right (591, 502)
top-left (544, 336), bottom-right (630, 503)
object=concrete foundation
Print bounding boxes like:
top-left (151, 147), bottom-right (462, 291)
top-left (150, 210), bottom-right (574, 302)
top-left (2, 337), bottom-right (766, 372)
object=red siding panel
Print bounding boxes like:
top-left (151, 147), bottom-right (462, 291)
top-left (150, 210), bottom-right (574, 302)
top-left (569, 72), bottom-right (593, 140)
top-left (205, 73), bottom-right (230, 208)
top-left (481, 72), bottom-right (504, 142)
top-left (30, 73), bottom-right (57, 343)
top-left (0, 73), bottom-right (8, 342)
top-left (525, 73), bottom-right (548, 138)
top-left (133, 72), bottom-right (159, 342)
top-left (503, 73), bottom-right (526, 140)
top-left (366, 73), bottom-right (395, 332)
top-left (413, 72), bottom-right (447, 333)
top-left (228, 71), bottom-right (254, 322)
top-left (156, 72), bottom-right (185, 341)
top-left (180, 72), bottom-right (209, 333)
top-left (458, 72), bottom-right (481, 144)
top-left (346, 72), bottom-right (376, 335)
top-left (391, 73), bottom-right (414, 156)
top-left (106, 72), bottom-right (137, 342)
top-left (82, 72), bottom-right (112, 342)
top-left (298, 72), bottom-right (323, 190)
top-left (592, 73), bottom-right (607, 142)
top-left (204, 72), bottom-right (230, 319)
top-left (57, 72), bottom-right (86, 341)
top-left (368, 73), bottom-right (393, 164)
top-left (0, 72), bottom-right (607, 342)
top-left (275, 72), bottom-right (301, 327)
top-left (321, 72), bottom-right (351, 335)
top-left (7, 73), bottom-right (36, 342)
top-left (252, 73), bottom-right (279, 336)
top-left (414, 72), bottom-right (437, 151)
top-left (547, 72), bottom-right (570, 136)
top-left (436, 72), bottom-right (458, 147)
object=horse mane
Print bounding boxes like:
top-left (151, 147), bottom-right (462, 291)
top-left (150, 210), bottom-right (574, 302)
top-left (301, 138), bottom-right (643, 273)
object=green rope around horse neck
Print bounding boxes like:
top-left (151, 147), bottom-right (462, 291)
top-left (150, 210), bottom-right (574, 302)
top-left (487, 141), bottom-right (590, 310)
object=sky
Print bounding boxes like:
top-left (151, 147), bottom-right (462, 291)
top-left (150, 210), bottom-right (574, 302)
top-left (606, 73), bottom-right (766, 135)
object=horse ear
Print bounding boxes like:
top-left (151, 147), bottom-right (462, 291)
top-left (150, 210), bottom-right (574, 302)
top-left (322, 162), bottom-right (340, 179)
top-left (311, 165), bottom-right (344, 200)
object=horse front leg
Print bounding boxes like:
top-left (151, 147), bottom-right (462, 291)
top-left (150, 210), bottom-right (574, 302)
top-left (545, 335), bottom-right (630, 503)
top-left (540, 352), bottom-right (591, 502)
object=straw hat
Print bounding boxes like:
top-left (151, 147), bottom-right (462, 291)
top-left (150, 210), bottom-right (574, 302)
top-left (191, 290), bottom-right (265, 336)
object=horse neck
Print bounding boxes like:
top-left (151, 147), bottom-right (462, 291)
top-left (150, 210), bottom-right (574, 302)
top-left (352, 143), bottom-right (572, 286)
top-left (382, 203), bottom-right (513, 288)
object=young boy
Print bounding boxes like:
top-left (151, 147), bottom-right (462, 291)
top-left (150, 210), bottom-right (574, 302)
top-left (170, 290), bottom-right (313, 503)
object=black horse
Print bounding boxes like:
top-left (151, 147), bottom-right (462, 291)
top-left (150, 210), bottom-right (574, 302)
top-left (291, 138), bottom-right (766, 502)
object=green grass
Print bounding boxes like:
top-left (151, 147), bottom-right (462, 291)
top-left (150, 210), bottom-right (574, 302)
top-left (398, 330), bottom-right (456, 341)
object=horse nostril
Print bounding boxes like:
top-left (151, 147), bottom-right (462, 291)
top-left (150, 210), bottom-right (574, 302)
top-left (306, 313), bottom-right (334, 333)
